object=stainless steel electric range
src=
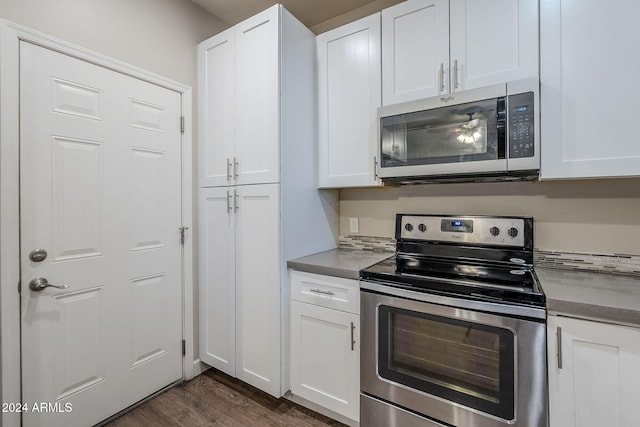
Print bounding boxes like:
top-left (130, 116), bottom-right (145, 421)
top-left (360, 214), bottom-right (547, 427)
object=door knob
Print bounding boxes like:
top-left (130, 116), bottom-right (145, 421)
top-left (28, 277), bottom-right (69, 292)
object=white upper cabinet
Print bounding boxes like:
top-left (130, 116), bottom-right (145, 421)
top-left (540, 0), bottom-right (640, 179)
top-left (382, 0), bottom-right (539, 105)
top-left (198, 7), bottom-right (280, 187)
top-left (449, 0), bottom-right (539, 92)
top-left (235, 7), bottom-right (280, 186)
top-left (317, 13), bottom-right (382, 188)
top-left (198, 28), bottom-right (235, 187)
top-left (382, 0), bottom-right (449, 104)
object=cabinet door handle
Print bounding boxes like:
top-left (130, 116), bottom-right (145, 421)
top-left (226, 190), bottom-right (232, 213)
top-left (351, 322), bottom-right (356, 351)
top-left (234, 189), bottom-right (239, 212)
top-left (453, 59), bottom-right (459, 90)
top-left (226, 158), bottom-right (232, 182)
top-left (556, 326), bottom-right (563, 369)
top-left (373, 156), bottom-right (379, 180)
top-left (233, 157), bottom-right (239, 180)
top-left (310, 288), bottom-right (334, 296)
top-left (438, 63), bottom-right (445, 93)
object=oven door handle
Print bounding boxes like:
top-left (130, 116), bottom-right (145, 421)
top-left (359, 280), bottom-right (546, 320)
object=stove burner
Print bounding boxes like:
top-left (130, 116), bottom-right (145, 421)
top-left (360, 214), bottom-right (545, 308)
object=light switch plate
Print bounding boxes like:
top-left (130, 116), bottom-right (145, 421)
top-left (349, 217), bottom-right (359, 233)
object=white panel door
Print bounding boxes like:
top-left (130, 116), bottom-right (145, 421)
top-left (198, 187), bottom-right (236, 376)
top-left (548, 316), bottom-right (640, 427)
top-left (234, 5), bottom-right (280, 186)
top-left (449, 0), bottom-right (538, 92)
top-left (235, 183), bottom-right (281, 396)
top-left (317, 14), bottom-right (382, 188)
top-left (198, 27), bottom-right (236, 187)
top-left (20, 41), bottom-right (182, 427)
top-left (290, 301), bottom-right (360, 422)
top-left (382, 0), bottom-right (449, 104)
top-left (541, 0), bottom-right (640, 178)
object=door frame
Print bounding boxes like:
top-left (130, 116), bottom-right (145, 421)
top-left (0, 20), bottom-right (196, 426)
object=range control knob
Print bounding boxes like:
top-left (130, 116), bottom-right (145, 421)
top-left (418, 224), bottom-right (427, 232)
top-left (507, 227), bottom-right (519, 238)
top-left (489, 226), bottom-right (500, 236)
top-left (404, 223), bottom-right (414, 232)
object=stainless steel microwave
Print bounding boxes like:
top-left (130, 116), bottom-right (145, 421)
top-left (377, 78), bottom-right (539, 184)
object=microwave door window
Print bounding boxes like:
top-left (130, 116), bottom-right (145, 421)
top-left (380, 98), bottom-right (501, 168)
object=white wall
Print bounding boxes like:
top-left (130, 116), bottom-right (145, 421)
top-left (0, 0), bottom-right (226, 383)
top-left (340, 179), bottom-right (640, 255)
top-left (0, 0), bottom-right (226, 85)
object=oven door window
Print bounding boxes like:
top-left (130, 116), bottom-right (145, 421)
top-left (380, 97), bottom-right (505, 168)
top-left (378, 305), bottom-right (515, 420)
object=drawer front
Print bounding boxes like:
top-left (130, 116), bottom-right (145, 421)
top-left (290, 270), bottom-right (360, 315)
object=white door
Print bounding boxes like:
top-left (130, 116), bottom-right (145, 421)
top-left (382, 0), bottom-right (449, 104)
top-left (235, 183), bottom-right (281, 396)
top-left (317, 14), bottom-right (382, 188)
top-left (199, 187), bottom-right (236, 376)
top-left (198, 27), bottom-right (236, 187)
top-left (540, 0), bottom-right (640, 179)
top-left (234, 5), bottom-right (280, 186)
top-left (548, 316), bottom-right (640, 427)
top-left (449, 0), bottom-right (538, 93)
top-left (20, 41), bottom-right (183, 427)
top-left (290, 301), bottom-right (360, 421)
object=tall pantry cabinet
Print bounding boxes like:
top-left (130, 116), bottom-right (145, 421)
top-left (197, 5), bottom-right (338, 397)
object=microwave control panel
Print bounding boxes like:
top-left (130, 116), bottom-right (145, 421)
top-left (508, 92), bottom-right (535, 159)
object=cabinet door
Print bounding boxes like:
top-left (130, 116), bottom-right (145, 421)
top-left (449, 0), bottom-right (538, 92)
top-left (235, 5), bottom-right (280, 186)
top-left (235, 184), bottom-right (281, 396)
top-left (541, 0), bottom-right (640, 179)
top-left (199, 187), bottom-right (236, 376)
top-left (198, 28), bottom-right (236, 187)
top-left (290, 301), bottom-right (360, 422)
top-left (382, 0), bottom-right (449, 104)
top-left (548, 316), bottom-right (640, 427)
top-left (317, 14), bottom-right (382, 188)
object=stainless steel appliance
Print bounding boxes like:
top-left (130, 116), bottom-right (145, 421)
top-left (377, 79), bottom-right (539, 183)
top-left (360, 214), bottom-right (547, 427)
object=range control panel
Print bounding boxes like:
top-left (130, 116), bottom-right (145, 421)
top-left (399, 215), bottom-right (527, 247)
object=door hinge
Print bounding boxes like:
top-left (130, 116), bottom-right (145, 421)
top-left (179, 226), bottom-right (189, 245)
top-left (182, 339), bottom-right (186, 356)
top-left (180, 116), bottom-right (185, 134)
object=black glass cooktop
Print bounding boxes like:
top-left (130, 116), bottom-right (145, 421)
top-left (360, 256), bottom-right (545, 308)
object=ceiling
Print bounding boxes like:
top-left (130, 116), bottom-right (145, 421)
top-left (191, 0), bottom-right (382, 29)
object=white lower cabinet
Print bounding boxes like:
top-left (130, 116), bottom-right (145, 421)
top-left (548, 315), bottom-right (640, 427)
top-left (289, 271), bottom-right (360, 422)
top-left (199, 184), bottom-right (281, 396)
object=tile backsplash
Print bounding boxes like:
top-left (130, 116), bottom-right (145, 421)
top-left (338, 235), bottom-right (395, 252)
top-left (339, 235), bottom-right (640, 277)
top-left (534, 250), bottom-right (640, 277)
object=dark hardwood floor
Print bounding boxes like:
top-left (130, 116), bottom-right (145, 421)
top-left (105, 369), bottom-right (347, 427)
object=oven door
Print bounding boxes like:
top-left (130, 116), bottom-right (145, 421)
top-left (361, 283), bottom-right (547, 427)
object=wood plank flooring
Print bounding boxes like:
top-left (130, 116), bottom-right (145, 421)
top-left (105, 369), bottom-right (347, 427)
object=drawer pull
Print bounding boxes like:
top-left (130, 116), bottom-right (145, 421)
top-left (310, 288), bottom-right (334, 296)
